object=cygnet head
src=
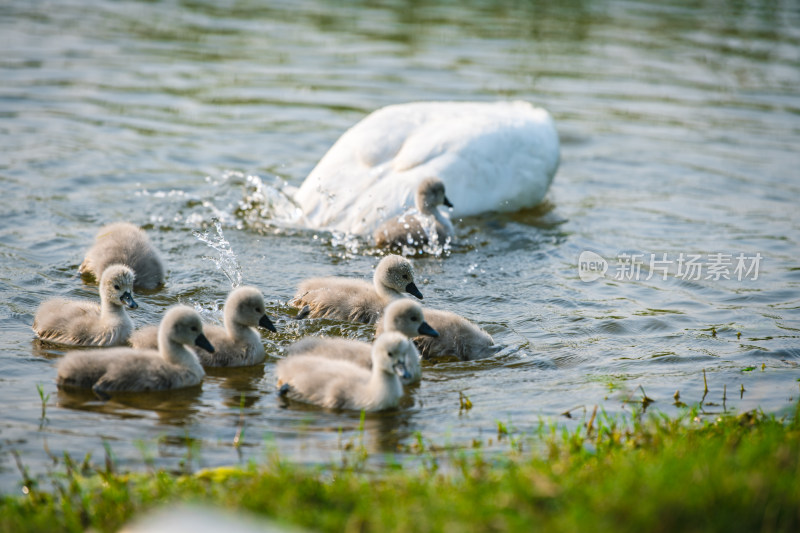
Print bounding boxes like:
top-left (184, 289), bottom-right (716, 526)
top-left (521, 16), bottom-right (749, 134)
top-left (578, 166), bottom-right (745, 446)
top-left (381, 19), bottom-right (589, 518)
top-left (383, 299), bottom-right (439, 338)
top-left (416, 177), bottom-right (453, 214)
top-left (159, 305), bottom-right (215, 354)
top-left (226, 286), bottom-right (277, 332)
top-left (374, 255), bottom-right (423, 299)
top-left (372, 332), bottom-right (416, 381)
top-left (100, 264), bottom-right (138, 309)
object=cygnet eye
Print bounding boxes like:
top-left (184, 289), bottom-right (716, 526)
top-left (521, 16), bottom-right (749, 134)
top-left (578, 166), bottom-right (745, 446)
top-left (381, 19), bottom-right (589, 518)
top-left (255, 307), bottom-right (262, 313)
top-left (114, 284), bottom-right (120, 290)
top-left (411, 316), bottom-right (419, 321)
top-left (403, 274), bottom-right (409, 280)
top-left (191, 326), bottom-right (198, 332)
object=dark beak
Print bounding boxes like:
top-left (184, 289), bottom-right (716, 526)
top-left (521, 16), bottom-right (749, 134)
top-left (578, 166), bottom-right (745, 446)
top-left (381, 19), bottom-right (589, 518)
top-left (443, 196), bottom-right (454, 208)
top-left (195, 333), bottom-right (215, 353)
top-left (405, 282), bottom-right (423, 300)
top-left (121, 291), bottom-right (138, 309)
top-left (259, 314), bottom-right (277, 332)
top-left (417, 321), bottom-right (439, 337)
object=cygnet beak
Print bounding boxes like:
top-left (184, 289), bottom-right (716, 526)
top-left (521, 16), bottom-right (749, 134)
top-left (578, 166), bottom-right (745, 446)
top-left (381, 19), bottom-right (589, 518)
top-left (417, 321), bottom-right (439, 337)
top-left (393, 360), bottom-right (411, 380)
top-left (121, 291), bottom-right (138, 309)
top-left (259, 314), bottom-right (277, 332)
top-left (443, 196), bottom-right (454, 208)
top-left (195, 333), bottom-right (215, 353)
top-left (405, 282), bottom-right (423, 300)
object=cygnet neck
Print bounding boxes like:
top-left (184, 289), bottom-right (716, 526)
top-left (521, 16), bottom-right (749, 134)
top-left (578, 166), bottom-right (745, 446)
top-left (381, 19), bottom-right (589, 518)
top-left (223, 307), bottom-right (251, 338)
top-left (228, 316), bottom-right (260, 345)
top-left (99, 287), bottom-right (127, 321)
top-left (158, 332), bottom-right (204, 377)
top-left (373, 275), bottom-right (404, 303)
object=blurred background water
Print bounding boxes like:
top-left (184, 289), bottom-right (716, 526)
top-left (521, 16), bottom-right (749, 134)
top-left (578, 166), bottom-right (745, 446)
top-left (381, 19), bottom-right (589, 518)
top-left (1, 0), bottom-right (799, 490)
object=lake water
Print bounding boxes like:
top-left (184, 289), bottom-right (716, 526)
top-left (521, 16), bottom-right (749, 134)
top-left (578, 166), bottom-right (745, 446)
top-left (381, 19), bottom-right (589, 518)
top-left (2, 0), bottom-right (799, 490)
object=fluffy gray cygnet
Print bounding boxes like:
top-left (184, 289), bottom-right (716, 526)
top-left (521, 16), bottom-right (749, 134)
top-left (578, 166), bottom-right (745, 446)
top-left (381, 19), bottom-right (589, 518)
top-left (276, 332), bottom-right (415, 411)
top-left (374, 177), bottom-right (455, 251)
top-left (290, 254), bottom-right (423, 324)
top-left (79, 222), bottom-right (165, 290)
top-left (33, 264), bottom-right (138, 347)
top-left (56, 305), bottom-right (212, 397)
top-left (378, 307), bottom-right (501, 361)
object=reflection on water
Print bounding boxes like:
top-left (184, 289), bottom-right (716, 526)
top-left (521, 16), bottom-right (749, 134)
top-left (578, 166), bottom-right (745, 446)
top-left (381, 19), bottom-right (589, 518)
top-left (56, 386), bottom-right (204, 427)
top-left (205, 366), bottom-right (269, 409)
top-left (1, 0), bottom-right (799, 491)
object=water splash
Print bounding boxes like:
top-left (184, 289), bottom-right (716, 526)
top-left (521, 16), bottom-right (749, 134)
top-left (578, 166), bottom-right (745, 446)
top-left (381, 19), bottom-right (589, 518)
top-left (394, 208), bottom-right (452, 258)
top-left (193, 219), bottom-right (243, 288)
top-left (330, 230), bottom-right (365, 259)
top-left (138, 171), bottom-right (303, 232)
top-left (190, 298), bottom-right (224, 326)
top-left (135, 174), bottom-right (241, 229)
top-left (235, 172), bottom-right (305, 231)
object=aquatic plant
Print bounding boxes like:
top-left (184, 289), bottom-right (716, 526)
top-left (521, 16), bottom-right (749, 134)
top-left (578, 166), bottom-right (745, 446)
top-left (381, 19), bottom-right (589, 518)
top-left (35, 384), bottom-right (49, 428)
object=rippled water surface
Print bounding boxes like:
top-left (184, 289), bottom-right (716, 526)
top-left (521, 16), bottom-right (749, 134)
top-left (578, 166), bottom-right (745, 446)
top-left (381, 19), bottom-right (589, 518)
top-left (2, 0), bottom-right (799, 489)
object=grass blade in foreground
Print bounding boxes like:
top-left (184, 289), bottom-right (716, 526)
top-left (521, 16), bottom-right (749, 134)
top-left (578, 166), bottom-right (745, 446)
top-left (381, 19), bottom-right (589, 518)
top-left (2, 404), bottom-right (799, 532)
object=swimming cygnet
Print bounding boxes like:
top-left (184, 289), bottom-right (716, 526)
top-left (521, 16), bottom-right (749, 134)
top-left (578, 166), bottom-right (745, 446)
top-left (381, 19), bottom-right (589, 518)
top-left (79, 222), bottom-right (165, 290)
top-left (374, 177), bottom-right (455, 250)
top-left (276, 332), bottom-right (414, 411)
top-left (129, 286), bottom-right (277, 367)
top-left (284, 299), bottom-right (438, 385)
top-left (290, 254), bottom-right (423, 324)
top-left (379, 307), bottom-right (500, 361)
top-left (33, 264), bottom-right (138, 347)
top-left (56, 305), bottom-right (212, 396)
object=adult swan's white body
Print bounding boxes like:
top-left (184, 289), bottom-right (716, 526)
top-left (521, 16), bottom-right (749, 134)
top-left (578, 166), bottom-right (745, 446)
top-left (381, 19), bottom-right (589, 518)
top-left (294, 100), bottom-right (559, 235)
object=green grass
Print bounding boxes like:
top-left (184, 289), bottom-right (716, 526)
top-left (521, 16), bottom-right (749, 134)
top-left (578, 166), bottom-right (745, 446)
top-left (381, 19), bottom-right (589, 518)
top-left (3, 403), bottom-right (800, 532)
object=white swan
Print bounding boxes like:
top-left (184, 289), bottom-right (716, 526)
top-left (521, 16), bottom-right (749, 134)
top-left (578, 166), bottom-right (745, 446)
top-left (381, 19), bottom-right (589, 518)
top-left (129, 286), bottom-right (276, 367)
top-left (294, 100), bottom-right (559, 235)
top-left (56, 306), bottom-right (211, 397)
top-left (284, 299), bottom-right (438, 385)
top-left (276, 332), bottom-right (414, 411)
top-left (290, 254), bottom-right (422, 324)
top-left (79, 222), bottom-right (165, 290)
top-left (33, 264), bottom-right (138, 347)
top-left (374, 176), bottom-right (455, 252)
